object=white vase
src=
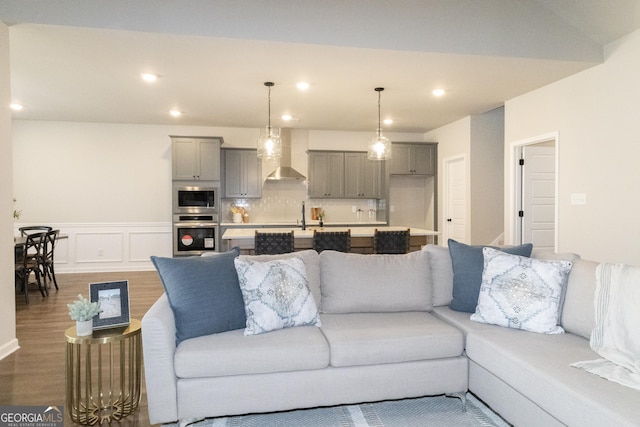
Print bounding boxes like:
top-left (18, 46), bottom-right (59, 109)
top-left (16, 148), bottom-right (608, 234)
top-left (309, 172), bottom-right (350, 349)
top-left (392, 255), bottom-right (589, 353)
top-left (76, 320), bottom-right (93, 336)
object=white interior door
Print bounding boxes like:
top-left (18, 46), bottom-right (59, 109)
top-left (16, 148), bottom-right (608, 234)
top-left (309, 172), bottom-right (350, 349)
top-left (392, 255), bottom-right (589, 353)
top-left (520, 145), bottom-right (556, 250)
top-left (444, 155), bottom-right (467, 244)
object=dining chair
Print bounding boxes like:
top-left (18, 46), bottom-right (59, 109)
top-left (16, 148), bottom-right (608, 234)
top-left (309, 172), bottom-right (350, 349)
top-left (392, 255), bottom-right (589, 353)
top-left (312, 230), bottom-right (351, 253)
top-left (40, 229), bottom-right (60, 291)
top-left (373, 229), bottom-right (411, 254)
top-left (254, 231), bottom-right (295, 255)
top-left (15, 232), bottom-right (47, 303)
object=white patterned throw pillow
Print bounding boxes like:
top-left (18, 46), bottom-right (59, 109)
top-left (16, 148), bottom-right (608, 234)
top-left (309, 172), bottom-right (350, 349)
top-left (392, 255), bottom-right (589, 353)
top-left (470, 247), bottom-right (572, 334)
top-left (234, 257), bottom-right (321, 335)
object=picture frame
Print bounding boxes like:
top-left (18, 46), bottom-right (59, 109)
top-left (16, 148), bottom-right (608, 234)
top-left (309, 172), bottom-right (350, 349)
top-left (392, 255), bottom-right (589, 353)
top-left (89, 280), bottom-right (130, 330)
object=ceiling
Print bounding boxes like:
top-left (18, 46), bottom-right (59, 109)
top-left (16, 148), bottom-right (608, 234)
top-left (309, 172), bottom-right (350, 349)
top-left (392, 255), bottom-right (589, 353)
top-left (2, 0), bottom-right (639, 133)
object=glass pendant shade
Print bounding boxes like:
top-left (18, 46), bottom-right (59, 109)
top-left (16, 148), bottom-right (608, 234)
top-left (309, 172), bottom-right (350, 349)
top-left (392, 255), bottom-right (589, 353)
top-left (368, 130), bottom-right (392, 160)
top-left (367, 87), bottom-right (392, 160)
top-left (257, 125), bottom-right (282, 160)
top-left (257, 81), bottom-right (281, 159)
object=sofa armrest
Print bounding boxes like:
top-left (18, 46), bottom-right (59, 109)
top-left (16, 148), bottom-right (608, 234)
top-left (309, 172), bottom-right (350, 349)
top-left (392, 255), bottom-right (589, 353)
top-left (142, 294), bottom-right (179, 424)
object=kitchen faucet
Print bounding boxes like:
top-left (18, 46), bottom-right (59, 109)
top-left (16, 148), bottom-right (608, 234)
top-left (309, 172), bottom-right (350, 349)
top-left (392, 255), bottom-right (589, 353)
top-left (301, 201), bottom-right (306, 230)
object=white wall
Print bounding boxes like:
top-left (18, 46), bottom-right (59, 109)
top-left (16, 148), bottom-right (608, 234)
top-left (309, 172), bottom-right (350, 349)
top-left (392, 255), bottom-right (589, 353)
top-left (12, 121), bottom-right (259, 223)
top-left (425, 117), bottom-right (471, 243)
top-left (470, 107), bottom-right (504, 244)
top-left (0, 21), bottom-right (19, 360)
top-left (504, 30), bottom-right (640, 265)
top-left (424, 109), bottom-right (505, 245)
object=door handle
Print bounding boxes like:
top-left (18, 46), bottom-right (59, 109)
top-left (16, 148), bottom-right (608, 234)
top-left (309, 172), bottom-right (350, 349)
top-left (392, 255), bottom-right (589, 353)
top-left (447, 218), bottom-right (452, 222)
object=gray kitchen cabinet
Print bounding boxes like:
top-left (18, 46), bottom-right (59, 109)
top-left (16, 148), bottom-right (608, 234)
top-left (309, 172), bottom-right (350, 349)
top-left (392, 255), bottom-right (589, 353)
top-left (308, 151), bottom-right (344, 198)
top-left (344, 152), bottom-right (384, 198)
top-left (390, 143), bottom-right (435, 175)
top-left (172, 136), bottom-right (222, 180)
top-left (222, 148), bottom-right (262, 198)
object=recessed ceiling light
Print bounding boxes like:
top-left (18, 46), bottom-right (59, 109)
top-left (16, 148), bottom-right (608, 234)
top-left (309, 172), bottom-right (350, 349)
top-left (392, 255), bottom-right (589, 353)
top-left (141, 73), bottom-right (158, 83)
top-left (10, 103), bottom-right (24, 111)
top-left (432, 88), bottom-right (446, 97)
top-left (296, 82), bottom-right (310, 91)
top-left (169, 110), bottom-right (182, 117)
top-left (281, 114), bottom-right (293, 121)
top-left (383, 118), bottom-right (393, 125)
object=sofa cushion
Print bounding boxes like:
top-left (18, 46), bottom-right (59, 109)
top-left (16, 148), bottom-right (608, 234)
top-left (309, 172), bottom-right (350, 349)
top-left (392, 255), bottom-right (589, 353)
top-left (423, 244), bottom-right (454, 306)
top-left (470, 248), bottom-right (572, 334)
top-left (465, 326), bottom-right (640, 426)
top-left (448, 239), bottom-right (533, 313)
top-left (150, 248), bottom-right (245, 345)
top-left (560, 259), bottom-right (598, 339)
top-left (234, 257), bottom-right (321, 335)
top-left (320, 312), bottom-right (464, 367)
top-left (239, 250), bottom-right (321, 306)
top-left (174, 325), bottom-right (329, 378)
top-left (320, 250), bottom-right (431, 313)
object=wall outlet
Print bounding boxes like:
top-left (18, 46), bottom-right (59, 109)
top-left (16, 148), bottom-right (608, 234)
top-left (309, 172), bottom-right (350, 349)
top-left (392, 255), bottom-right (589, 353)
top-left (570, 193), bottom-right (587, 205)
top-left (97, 248), bottom-right (104, 256)
top-left (352, 205), bottom-right (357, 213)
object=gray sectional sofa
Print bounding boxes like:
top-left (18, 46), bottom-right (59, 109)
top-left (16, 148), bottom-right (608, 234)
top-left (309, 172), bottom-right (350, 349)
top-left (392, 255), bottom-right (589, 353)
top-left (142, 246), bottom-right (640, 426)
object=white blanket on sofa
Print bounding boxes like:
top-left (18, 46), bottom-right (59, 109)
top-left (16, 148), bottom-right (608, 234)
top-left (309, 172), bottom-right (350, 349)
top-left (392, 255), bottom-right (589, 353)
top-left (571, 263), bottom-right (640, 390)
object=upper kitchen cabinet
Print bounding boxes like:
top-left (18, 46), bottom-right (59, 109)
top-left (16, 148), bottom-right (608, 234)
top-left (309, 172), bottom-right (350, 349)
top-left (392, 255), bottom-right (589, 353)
top-left (171, 136), bottom-right (223, 181)
top-left (390, 143), bottom-right (436, 175)
top-left (222, 148), bottom-right (262, 198)
top-left (344, 152), bottom-right (385, 198)
top-left (308, 151), bottom-right (344, 198)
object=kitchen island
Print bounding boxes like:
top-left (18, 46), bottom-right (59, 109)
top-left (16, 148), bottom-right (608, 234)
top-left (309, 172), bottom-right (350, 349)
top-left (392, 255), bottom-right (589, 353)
top-left (222, 226), bottom-right (439, 254)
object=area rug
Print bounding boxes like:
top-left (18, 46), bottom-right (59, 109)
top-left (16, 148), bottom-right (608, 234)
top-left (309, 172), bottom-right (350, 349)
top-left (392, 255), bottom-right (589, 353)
top-left (167, 393), bottom-right (509, 427)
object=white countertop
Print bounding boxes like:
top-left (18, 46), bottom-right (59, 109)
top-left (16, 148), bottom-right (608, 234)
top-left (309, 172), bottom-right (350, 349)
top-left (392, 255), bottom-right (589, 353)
top-left (222, 226), bottom-right (439, 240)
top-left (220, 221), bottom-right (387, 227)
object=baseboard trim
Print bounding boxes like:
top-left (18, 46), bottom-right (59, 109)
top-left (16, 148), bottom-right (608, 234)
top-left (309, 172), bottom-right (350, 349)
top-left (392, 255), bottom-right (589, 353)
top-left (0, 338), bottom-right (20, 361)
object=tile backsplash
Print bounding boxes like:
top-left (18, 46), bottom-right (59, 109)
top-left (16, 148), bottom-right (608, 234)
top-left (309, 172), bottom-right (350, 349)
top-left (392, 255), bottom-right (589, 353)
top-left (221, 180), bottom-right (386, 224)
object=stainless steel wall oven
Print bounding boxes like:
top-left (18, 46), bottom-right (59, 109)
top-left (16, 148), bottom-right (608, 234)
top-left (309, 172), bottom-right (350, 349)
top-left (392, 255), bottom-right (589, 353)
top-left (172, 184), bottom-right (220, 256)
top-left (173, 214), bottom-right (219, 256)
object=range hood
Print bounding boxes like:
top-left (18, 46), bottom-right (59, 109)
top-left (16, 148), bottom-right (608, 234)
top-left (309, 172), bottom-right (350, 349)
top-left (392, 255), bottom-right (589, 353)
top-left (266, 129), bottom-right (306, 181)
top-left (266, 166), bottom-right (306, 181)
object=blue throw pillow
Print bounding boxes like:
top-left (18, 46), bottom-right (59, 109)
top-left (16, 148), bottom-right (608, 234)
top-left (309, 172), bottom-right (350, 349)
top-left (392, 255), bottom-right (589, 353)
top-left (150, 247), bottom-right (245, 344)
top-left (448, 239), bottom-right (533, 313)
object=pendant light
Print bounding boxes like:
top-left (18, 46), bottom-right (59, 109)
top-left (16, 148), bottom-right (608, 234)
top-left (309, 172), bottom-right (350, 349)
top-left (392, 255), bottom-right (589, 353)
top-left (367, 87), bottom-right (392, 160)
top-left (257, 82), bottom-right (282, 159)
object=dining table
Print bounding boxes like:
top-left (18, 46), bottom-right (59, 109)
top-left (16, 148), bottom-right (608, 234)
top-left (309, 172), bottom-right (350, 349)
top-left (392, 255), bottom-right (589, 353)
top-left (14, 233), bottom-right (68, 246)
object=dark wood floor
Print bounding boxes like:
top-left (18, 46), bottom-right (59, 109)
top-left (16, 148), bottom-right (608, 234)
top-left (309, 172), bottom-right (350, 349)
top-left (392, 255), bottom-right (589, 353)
top-left (0, 270), bottom-right (165, 426)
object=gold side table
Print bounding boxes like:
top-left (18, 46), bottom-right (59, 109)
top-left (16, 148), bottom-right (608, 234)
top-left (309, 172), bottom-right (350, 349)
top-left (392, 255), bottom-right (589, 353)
top-left (65, 319), bottom-right (142, 425)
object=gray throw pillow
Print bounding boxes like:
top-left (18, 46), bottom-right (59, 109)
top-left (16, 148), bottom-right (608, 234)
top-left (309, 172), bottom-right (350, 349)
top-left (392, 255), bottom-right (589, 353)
top-left (448, 239), bottom-right (533, 313)
top-left (151, 247), bottom-right (245, 345)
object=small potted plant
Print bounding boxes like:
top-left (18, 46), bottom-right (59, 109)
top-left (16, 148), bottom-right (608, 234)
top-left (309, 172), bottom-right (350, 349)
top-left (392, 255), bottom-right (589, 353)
top-left (68, 294), bottom-right (101, 336)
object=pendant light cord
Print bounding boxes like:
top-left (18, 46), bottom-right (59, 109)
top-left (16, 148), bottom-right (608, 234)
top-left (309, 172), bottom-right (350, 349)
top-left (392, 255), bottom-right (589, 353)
top-left (268, 85), bottom-right (272, 130)
top-left (377, 90), bottom-right (381, 137)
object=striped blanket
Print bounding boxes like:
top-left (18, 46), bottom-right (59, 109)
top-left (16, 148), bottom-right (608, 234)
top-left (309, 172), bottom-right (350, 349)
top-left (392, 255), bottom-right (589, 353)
top-left (571, 263), bottom-right (640, 390)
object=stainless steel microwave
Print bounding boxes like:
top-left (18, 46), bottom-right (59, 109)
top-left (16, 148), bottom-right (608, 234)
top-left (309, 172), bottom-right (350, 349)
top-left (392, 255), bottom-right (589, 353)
top-left (173, 185), bottom-right (218, 214)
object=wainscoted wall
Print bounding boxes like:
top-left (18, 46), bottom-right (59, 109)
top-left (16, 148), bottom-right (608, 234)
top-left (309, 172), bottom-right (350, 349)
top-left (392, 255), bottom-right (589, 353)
top-left (15, 223), bottom-right (172, 273)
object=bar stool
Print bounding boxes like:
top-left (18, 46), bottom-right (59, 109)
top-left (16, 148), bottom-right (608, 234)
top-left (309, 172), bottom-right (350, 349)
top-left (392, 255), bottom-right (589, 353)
top-left (254, 231), bottom-right (295, 255)
top-left (373, 229), bottom-right (410, 254)
top-left (312, 230), bottom-right (351, 253)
